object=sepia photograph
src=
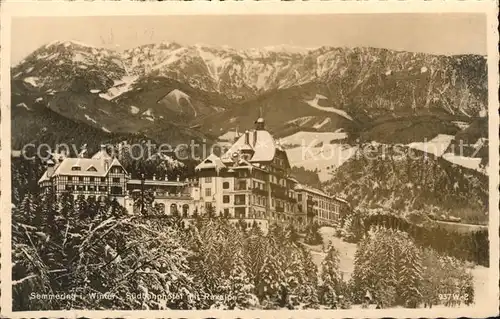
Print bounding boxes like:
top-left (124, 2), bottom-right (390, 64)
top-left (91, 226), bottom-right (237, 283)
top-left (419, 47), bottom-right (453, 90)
top-left (1, 2), bottom-right (498, 317)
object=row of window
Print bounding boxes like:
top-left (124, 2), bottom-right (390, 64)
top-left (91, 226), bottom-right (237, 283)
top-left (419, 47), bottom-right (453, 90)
top-left (318, 211), bottom-right (339, 221)
top-left (62, 176), bottom-right (122, 183)
top-left (298, 193), bottom-right (341, 211)
top-left (63, 185), bottom-right (124, 194)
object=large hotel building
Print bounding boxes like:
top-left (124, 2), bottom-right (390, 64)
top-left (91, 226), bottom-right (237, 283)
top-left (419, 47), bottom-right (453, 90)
top-left (38, 117), bottom-right (349, 228)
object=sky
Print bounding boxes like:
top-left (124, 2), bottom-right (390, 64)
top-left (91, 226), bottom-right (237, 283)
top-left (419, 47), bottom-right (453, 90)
top-left (11, 14), bottom-right (487, 65)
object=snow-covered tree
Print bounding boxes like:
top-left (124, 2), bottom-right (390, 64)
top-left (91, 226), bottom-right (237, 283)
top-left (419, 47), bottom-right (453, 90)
top-left (320, 244), bottom-right (342, 308)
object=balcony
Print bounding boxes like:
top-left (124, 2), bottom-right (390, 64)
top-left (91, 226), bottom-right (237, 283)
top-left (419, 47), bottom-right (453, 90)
top-left (276, 206), bottom-right (284, 213)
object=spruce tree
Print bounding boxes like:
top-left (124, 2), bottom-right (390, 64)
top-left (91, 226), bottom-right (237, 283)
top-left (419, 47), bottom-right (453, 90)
top-left (320, 244), bottom-right (342, 308)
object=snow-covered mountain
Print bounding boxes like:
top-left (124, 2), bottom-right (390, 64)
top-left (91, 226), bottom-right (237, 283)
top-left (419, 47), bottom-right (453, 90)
top-left (11, 40), bottom-right (489, 176)
top-left (13, 40), bottom-right (487, 117)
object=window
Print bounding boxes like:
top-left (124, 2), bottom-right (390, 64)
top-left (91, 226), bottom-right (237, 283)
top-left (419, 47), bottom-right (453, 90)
top-left (79, 177), bottom-right (84, 182)
top-left (223, 182), bottom-right (230, 189)
top-left (205, 177), bottom-right (212, 183)
top-left (112, 177), bottom-right (120, 183)
top-left (76, 185), bottom-right (85, 191)
top-left (205, 188), bottom-right (212, 197)
top-left (110, 186), bottom-right (122, 195)
top-left (223, 195), bottom-right (230, 203)
top-left (88, 185), bottom-right (96, 192)
top-left (171, 204), bottom-right (179, 216)
top-left (182, 204), bottom-right (189, 217)
top-left (238, 180), bottom-right (246, 190)
top-left (112, 167), bottom-right (122, 173)
top-left (223, 208), bottom-right (230, 218)
top-left (101, 177), bottom-right (106, 182)
top-left (87, 166), bottom-right (97, 172)
top-left (71, 166), bottom-right (81, 171)
top-left (99, 186), bottom-right (107, 192)
top-left (272, 199), bottom-right (275, 207)
top-left (235, 194), bottom-right (245, 205)
top-left (68, 177), bottom-right (73, 182)
top-left (65, 185), bottom-right (74, 191)
top-left (89, 177), bottom-right (95, 182)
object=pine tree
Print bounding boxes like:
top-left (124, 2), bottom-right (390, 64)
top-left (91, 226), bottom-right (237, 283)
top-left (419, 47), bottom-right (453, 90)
top-left (304, 222), bottom-right (323, 245)
top-left (320, 244), bottom-right (342, 308)
top-left (397, 242), bottom-right (423, 308)
top-left (226, 250), bottom-right (259, 309)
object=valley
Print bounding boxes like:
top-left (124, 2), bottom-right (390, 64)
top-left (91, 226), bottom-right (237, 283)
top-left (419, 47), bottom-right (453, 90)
top-left (11, 40), bottom-right (489, 226)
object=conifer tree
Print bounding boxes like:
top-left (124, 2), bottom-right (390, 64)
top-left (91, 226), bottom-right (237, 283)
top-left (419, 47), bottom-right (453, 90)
top-left (397, 243), bottom-right (423, 308)
top-left (320, 244), bottom-right (342, 308)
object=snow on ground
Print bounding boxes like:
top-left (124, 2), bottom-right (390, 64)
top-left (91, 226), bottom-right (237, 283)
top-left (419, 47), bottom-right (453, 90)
top-left (16, 103), bottom-right (31, 111)
top-left (305, 226), bottom-right (357, 282)
top-left (25, 67), bottom-right (34, 73)
top-left (286, 116), bottom-right (315, 127)
top-left (130, 105), bottom-right (140, 114)
top-left (23, 77), bottom-right (40, 87)
top-left (35, 97), bottom-right (43, 103)
top-left (281, 131), bottom-right (347, 147)
top-left (90, 89), bottom-right (100, 93)
top-left (304, 94), bottom-right (353, 121)
top-left (102, 127), bottom-right (111, 133)
top-left (168, 89), bottom-right (191, 104)
top-left (308, 227), bottom-right (489, 310)
top-left (313, 118), bottom-right (332, 129)
top-left (99, 75), bottom-right (138, 100)
top-left (407, 134), bottom-right (455, 157)
top-left (142, 109), bottom-right (155, 122)
top-left (421, 66), bottom-right (428, 73)
top-left (72, 53), bottom-right (88, 64)
top-left (442, 153), bottom-right (485, 174)
top-left (469, 265), bottom-right (489, 309)
top-left (218, 131), bottom-right (242, 142)
top-left (452, 121), bottom-right (470, 130)
top-left (84, 114), bottom-right (97, 124)
top-left (286, 144), bottom-right (357, 182)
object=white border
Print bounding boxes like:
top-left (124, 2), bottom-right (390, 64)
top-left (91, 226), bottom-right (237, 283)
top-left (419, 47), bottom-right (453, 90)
top-left (1, 1), bottom-right (498, 318)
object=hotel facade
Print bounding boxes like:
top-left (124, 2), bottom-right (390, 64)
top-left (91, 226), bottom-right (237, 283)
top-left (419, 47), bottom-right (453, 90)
top-left (38, 117), bottom-right (349, 228)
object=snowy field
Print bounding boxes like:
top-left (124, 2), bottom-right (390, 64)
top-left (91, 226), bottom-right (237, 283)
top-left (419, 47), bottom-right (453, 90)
top-left (286, 145), bottom-right (358, 182)
top-left (280, 131), bottom-right (347, 147)
top-left (304, 227), bottom-right (357, 282)
top-left (306, 226), bottom-right (490, 309)
top-left (407, 134), bottom-right (455, 157)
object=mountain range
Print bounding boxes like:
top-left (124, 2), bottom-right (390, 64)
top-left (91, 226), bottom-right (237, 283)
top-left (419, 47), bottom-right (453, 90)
top-left (11, 40), bottom-right (489, 178)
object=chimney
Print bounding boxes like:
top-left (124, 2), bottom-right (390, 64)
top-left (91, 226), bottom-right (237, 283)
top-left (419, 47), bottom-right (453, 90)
top-left (104, 159), bottom-right (110, 172)
top-left (46, 159), bottom-right (56, 178)
top-left (234, 126), bottom-right (239, 143)
top-left (100, 144), bottom-right (106, 153)
top-left (245, 130), bottom-right (250, 145)
top-left (153, 174), bottom-right (156, 181)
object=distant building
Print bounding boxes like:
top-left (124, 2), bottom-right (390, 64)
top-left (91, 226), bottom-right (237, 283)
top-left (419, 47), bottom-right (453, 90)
top-left (37, 117), bottom-right (349, 227)
top-left (126, 176), bottom-right (201, 217)
top-left (38, 145), bottom-right (129, 206)
top-left (295, 184), bottom-right (349, 227)
top-left (195, 116), bottom-right (349, 229)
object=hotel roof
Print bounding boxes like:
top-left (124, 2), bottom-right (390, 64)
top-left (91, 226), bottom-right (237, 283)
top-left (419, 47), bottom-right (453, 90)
top-left (221, 129), bottom-right (277, 163)
top-left (38, 153), bottom-right (126, 183)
